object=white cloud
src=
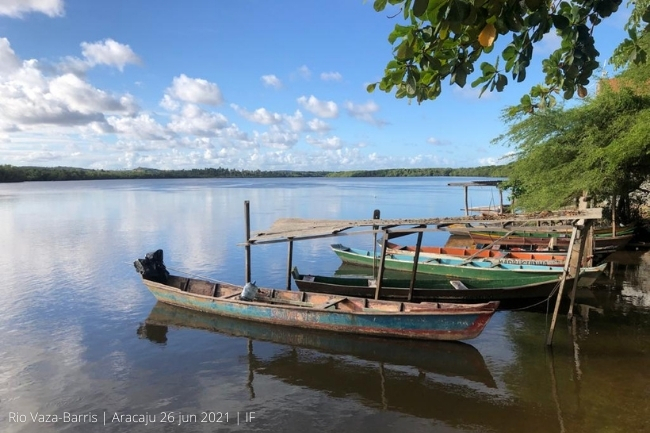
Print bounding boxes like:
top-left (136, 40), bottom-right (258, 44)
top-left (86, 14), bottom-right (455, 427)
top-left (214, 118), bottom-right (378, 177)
top-left (0, 43), bottom-right (137, 130)
top-left (296, 65), bottom-right (311, 80)
top-left (166, 74), bottom-right (223, 105)
top-left (49, 73), bottom-right (138, 115)
top-left (261, 74), bottom-right (282, 89)
top-left (305, 135), bottom-right (342, 150)
top-left (80, 39), bottom-right (141, 71)
top-left (320, 72), bottom-right (342, 82)
top-left (159, 94), bottom-right (179, 111)
top-left (0, 38), bottom-right (21, 76)
top-left (231, 104), bottom-right (283, 125)
top-left (345, 100), bottom-right (386, 126)
top-left (297, 95), bottom-right (338, 118)
top-left (108, 114), bottom-right (171, 141)
top-left (167, 104), bottom-right (228, 137)
top-left (0, 0), bottom-right (64, 17)
top-left (254, 127), bottom-right (298, 150)
top-left (307, 118), bottom-right (331, 132)
top-left (478, 157), bottom-right (499, 166)
top-left (284, 110), bottom-right (305, 132)
top-left (427, 137), bottom-right (450, 146)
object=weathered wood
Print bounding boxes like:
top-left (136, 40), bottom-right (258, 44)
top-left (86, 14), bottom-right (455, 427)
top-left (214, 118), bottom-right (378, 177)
top-left (244, 200), bottom-right (251, 284)
top-left (374, 230), bottom-right (389, 300)
top-left (286, 238), bottom-right (294, 290)
top-left (408, 231), bottom-right (424, 302)
top-left (317, 298), bottom-right (348, 309)
top-left (450, 280), bottom-right (469, 290)
top-left (567, 221), bottom-right (591, 319)
top-left (546, 224), bottom-right (579, 346)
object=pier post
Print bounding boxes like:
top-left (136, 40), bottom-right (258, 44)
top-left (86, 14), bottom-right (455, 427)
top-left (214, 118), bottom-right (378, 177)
top-left (408, 231), bottom-right (424, 301)
top-left (244, 200), bottom-right (251, 284)
top-left (374, 230), bottom-right (389, 300)
top-left (546, 224), bottom-right (579, 346)
top-left (286, 238), bottom-right (294, 290)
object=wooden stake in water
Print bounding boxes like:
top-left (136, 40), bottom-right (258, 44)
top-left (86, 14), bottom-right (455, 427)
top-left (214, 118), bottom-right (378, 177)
top-left (546, 224), bottom-right (579, 346)
top-left (244, 200), bottom-right (251, 284)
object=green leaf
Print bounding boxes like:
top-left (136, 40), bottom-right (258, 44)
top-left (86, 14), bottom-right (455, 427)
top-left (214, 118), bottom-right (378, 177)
top-left (551, 14), bottom-right (571, 30)
top-left (413, 0), bottom-right (429, 17)
top-left (367, 83), bottom-right (377, 93)
top-left (480, 62), bottom-right (496, 74)
top-left (563, 87), bottom-right (575, 99)
top-left (643, 7), bottom-right (650, 23)
top-left (479, 82), bottom-right (490, 98)
top-left (451, 67), bottom-right (467, 87)
top-left (525, 0), bottom-right (542, 11)
top-left (396, 40), bottom-right (415, 60)
top-left (495, 74), bottom-right (507, 91)
top-left (373, 0), bottom-right (388, 12)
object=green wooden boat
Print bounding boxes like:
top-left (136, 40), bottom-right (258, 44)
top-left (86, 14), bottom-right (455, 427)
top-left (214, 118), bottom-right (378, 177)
top-left (330, 244), bottom-right (606, 285)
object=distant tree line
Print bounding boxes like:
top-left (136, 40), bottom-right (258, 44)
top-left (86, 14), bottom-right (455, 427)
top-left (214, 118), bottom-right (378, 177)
top-left (0, 164), bottom-right (510, 183)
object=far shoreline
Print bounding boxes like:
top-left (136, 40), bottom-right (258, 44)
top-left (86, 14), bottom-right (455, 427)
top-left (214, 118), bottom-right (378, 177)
top-left (0, 164), bottom-right (510, 183)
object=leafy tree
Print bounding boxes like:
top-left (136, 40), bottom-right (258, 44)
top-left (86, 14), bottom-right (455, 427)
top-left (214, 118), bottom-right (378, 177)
top-left (368, 0), bottom-right (650, 111)
top-left (495, 87), bottom-right (650, 220)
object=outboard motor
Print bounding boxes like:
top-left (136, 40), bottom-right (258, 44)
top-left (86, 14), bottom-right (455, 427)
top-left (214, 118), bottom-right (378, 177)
top-left (240, 281), bottom-right (259, 301)
top-left (134, 249), bottom-right (170, 283)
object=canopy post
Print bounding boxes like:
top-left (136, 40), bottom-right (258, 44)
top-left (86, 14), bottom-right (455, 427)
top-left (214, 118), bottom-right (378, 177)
top-left (567, 222), bottom-right (591, 319)
top-left (546, 225), bottom-right (579, 346)
top-left (373, 209), bottom-right (381, 278)
top-left (374, 230), bottom-right (389, 300)
top-left (407, 231), bottom-right (424, 301)
top-left (285, 238), bottom-right (294, 290)
top-left (244, 200), bottom-right (251, 284)
top-left (464, 186), bottom-right (469, 216)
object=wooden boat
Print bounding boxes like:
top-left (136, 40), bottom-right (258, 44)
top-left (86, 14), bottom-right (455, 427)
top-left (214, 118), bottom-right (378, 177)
top-left (140, 301), bottom-right (497, 388)
top-left (134, 250), bottom-right (499, 341)
top-left (292, 267), bottom-right (574, 308)
top-left (385, 241), bottom-right (567, 266)
top-left (468, 230), bottom-right (634, 251)
top-left (331, 244), bottom-right (607, 285)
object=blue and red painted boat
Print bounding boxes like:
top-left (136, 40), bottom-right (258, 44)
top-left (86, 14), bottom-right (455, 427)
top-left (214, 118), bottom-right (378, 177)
top-left (134, 250), bottom-right (499, 341)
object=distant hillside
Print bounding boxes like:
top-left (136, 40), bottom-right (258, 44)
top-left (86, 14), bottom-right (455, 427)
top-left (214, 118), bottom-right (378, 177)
top-left (0, 164), bottom-right (511, 183)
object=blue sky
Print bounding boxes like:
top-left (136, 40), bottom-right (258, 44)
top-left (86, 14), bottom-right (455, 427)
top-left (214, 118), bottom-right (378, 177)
top-left (0, 0), bottom-right (631, 171)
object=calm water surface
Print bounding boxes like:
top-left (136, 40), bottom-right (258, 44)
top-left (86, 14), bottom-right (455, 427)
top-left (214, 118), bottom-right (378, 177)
top-left (0, 177), bottom-right (648, 433)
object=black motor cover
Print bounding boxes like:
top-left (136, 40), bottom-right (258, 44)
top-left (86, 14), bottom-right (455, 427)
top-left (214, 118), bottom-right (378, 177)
top-left (134, 249), bottom-right (169, 283)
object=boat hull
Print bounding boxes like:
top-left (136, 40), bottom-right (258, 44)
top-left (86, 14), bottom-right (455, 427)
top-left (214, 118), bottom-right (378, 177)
top-left (141, 276), bottom-right (498, 341)
top-left (331, 244), bottom-right (605, 286)
top-left (292, 270), bottom-right (568, 309)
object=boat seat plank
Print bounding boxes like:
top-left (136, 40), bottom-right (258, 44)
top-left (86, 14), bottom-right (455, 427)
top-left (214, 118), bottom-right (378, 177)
top-left (450, 280), bottom-right (469, 290)
top-left (317, 298), bottom-right (348, 309)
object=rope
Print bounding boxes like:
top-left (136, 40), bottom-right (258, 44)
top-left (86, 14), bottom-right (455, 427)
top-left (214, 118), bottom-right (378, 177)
top-left (508, 280), bottom-right (563, 312)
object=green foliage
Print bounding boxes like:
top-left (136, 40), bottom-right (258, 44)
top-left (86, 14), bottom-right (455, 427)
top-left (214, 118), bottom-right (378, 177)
top-left (0, 164), bottom-right (510, 183)
top-left (495, 87), bottom-right (650, 214)
top-left (370, 0), bottom-right (648, 106)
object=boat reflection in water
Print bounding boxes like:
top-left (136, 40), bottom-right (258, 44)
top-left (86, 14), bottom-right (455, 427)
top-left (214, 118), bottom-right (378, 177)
top-left (138, 303), bottom-right (565, 430)
top-left (138, 303), bottom-right (567, 430)
top-left (138, 301), bottom-right (496, 388)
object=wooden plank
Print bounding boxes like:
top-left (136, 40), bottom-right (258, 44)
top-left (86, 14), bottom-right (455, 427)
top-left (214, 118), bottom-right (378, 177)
top-left (546, 224), bottom-right (579, 346)
top-left (408, 230), bottom-right (424, 302)
top-left (450, 280), bottom-right (469, 290)
top-left (317, 298), bottom-right (348, 309)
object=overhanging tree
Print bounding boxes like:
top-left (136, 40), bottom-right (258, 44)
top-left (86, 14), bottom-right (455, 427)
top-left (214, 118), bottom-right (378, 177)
top-left (494, 31), bottom-right (650, 218)
top-left (368, 0), bottom-right (650, 112)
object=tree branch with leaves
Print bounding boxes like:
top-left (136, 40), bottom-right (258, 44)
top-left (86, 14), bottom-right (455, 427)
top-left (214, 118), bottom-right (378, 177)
top-left (368, 0), bottom-right (650, 114)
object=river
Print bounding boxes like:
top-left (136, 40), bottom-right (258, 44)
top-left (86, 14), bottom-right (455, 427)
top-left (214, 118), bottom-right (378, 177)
top-left (0, 177), bottom-right (648, 432)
